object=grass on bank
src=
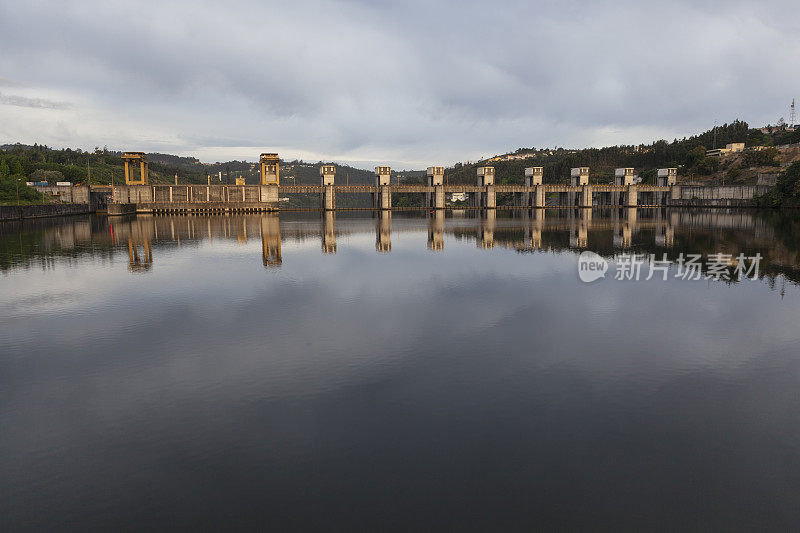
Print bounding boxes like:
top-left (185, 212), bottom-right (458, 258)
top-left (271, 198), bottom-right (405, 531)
top-left (0, 175), bottom-right (48, 206)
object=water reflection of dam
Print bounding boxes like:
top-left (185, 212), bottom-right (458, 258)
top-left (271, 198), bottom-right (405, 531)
top-left (261, 215), bottom-right (282, 267)
top-left (2, 210), bottom-right (798, 282)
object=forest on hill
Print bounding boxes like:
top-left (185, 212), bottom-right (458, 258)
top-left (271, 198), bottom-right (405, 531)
top-left (0, 144), bottom-right (378, 187)
top-left (443, 120), bottom-right (800, 185)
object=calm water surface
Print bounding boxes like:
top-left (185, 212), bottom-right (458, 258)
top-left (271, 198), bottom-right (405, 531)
top-left (2, 209), bottom-right (800, 530)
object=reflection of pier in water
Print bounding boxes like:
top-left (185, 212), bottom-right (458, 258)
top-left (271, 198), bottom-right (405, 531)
top-left (96, 210), bottom-right (792, 265)
top-left (428, 211), bottom-right (444, 251)
top-left (376, 211), bottom-right (391, 253)
top-left (101, 210), bottom-right (783, 262)
top-left (127, 238), bottom-right (152, 272)
top-left (6, 210), bottom-right (799, 282)
top-left (261, 216), bottom-right (282, 267)
top-left (322, 212), bottom-right (337, 254)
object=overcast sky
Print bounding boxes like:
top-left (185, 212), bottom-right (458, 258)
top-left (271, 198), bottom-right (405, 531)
top-left (0, 0), bottom-right (798, 169)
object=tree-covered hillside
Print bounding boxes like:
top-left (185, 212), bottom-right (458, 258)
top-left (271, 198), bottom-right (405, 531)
top-left (444, 120), bottom-right (800, 185)
top-left (0, 144), bottom-right (375, 188)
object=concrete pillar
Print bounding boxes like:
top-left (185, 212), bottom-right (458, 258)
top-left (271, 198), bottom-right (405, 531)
top-left (374, 186), bottom-right (392, 210)
top-left (626, 185), bottom-right (638, 207)
top-left (534, 185), bottom-right (545, 208)
top-left (261, 185), bottom-right (279, 203)
top-left (426, 166), bottom-right (444, 209)
top-left (669, 185), bottom-right (681, 206)
top-left (433, 185), bottom-right (445, 209)
top-left (581, 185), bottom-right (592, 208)
top-left (426, 186), bottom-right (444, 208)
top-left (321, 185), bottom-right (335, 210)
top-left (384, 187), bottom-right (392, 209)
top-left (484, 185), bottom-right (496, 209)
top-left (570, 166), bottom-right (589, 207)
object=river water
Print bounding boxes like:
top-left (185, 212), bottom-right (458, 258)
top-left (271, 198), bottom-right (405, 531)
top-left (2, 209), bottom-right (800, 530)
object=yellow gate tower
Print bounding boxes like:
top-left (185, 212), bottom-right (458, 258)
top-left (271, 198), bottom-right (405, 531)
top-left (122, 152), bottom-right (148, 185)
top-left (260, 153), bottom-right (280, 186)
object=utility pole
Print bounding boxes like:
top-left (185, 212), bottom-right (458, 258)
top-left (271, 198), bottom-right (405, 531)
top-left (174, 173), bottom-right (178, 185)
top-left (713, 120), bottom-right (717, 149)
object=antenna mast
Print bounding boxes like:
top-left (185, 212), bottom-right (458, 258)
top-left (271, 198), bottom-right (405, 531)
top-left (791, 99), bottom-right (796, 128)
top-left (713, 120), bottom-right (717, 149)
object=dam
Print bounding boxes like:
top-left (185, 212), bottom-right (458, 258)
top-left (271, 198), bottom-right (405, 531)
top-left (97, 152), bottom-right (773, 214)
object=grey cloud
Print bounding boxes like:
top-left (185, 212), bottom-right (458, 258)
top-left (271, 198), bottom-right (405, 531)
top-left (0, 92), bottom-right (71, 110)
top-left (0, 77), bottom-right (23, 87)
top-left (0, 0), bottom-right (798, 166)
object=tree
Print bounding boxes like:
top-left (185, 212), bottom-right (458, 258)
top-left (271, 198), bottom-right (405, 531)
top-left (0, 161), bottom-right (9, 179)
top-left (639, 168), bottom-right (657, 184)
top-left (696, 157), bottom-right (720, 175)
top-left (11, 160), bottom-right (24, 176)
top-left (686, 146), bottom-right (707, 168)
top-left (0, 173), bottom-right (45, 204)
top-left (743, 148), bottom-right (779, 167)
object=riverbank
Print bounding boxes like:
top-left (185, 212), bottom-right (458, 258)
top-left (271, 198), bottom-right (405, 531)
top-left (0, 203), bottom-right (92, 222)
top-left (756, 162), bottom-right (800, 207)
